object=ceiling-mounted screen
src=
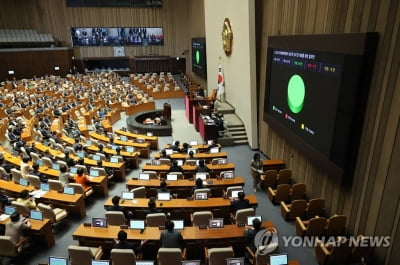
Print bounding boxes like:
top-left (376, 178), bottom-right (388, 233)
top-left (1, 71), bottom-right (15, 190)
top-left (71, 27), bottom-right (163, 47)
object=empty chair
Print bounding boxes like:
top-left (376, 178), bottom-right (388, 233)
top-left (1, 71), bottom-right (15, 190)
top-left (268, 184), bottom-right (291, 204)
top-left (296, 216), bottom-right (328, 237)
top-left (191, 211), bottom-right (213, 226)
top-left (56, 143), bottom-right (65, 153)
top-left (280, 199), bottom-right (307, 220)
top-left (11, 201), bottom-right (30, 217)
top-left (225, 186), bottom-right (244, 198)
top-left (157, 248), bottom-right (186, 265)
top-left (68, 245), bottom-right (103, 265)
top-left (41, 157), bottom-right (53, 168)
top-left (105, 211), bottom-right (126, 226)
top-left (168, 171), bottom-right (184, 180)
top-left (324, 215), bottom-right (347, 237)
top-left (231, 208), bottom-right (255, 225)
top-left (260, 170), bottom-right (277, 189)
top-left (27, 175), bottom-right (41, 189)
top-left (68, 183), bottom-right (93, 198)
top-left (130, 186), bottom-right (146, 198)
top-left (49, 138), bottom-right (57, 148)
top-left (37, 202), bottom-right (68, 224)
top-left (48, 179), bottom-right (64, 192)
top-left (11, 168), bottom-right (22, 183)
top-left (65, 146), bottom-right (77, 155)
top-left (110, 248), bottom-right (136, 265)
top-left (277, 169), bottom-right (291, 185)
top-left (0, 235), bottom-right (28, 261)
top-left (290, 183), bottom-right (306, 201)
top-left (146, 213), bottom-right (167, 227)
top-left (205, 246), bottom-right (234, 265)
top-left (142, 171), bottom-right (158, 179)
top-left (29, 152), bottom-right (40, 164)
top-left (159, 158), bottom-right (171, 166)
top-left (305, 198), bottom-right (325, 219)
top-left (315, 237), bottom-right (353, 265)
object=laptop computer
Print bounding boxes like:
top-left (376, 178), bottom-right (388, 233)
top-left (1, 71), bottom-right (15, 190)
top-left (4, 205), bottom-right (16, 215)
top-left (172, 219), bottom-right (184, 230)
top-left (91, 260), bottom-right (110, 265)
top-left (30, 210), bottom-right (43, 221)
top-left (166, 174), bottom-right (178, 181)
top-left (89, 170), bottom-right (100, 177)
top-left (208, 218), bottom-right (224, 228)
top-left (126, 146), bottom-right (135, 153)
top-left (121, 192), bottom-right (134, 200)
top-left (226, 258), bottom-right (245, 265)
top-left (231, 190), bottom-right (244, 199)
top-left (151, 159), bottom-right (161, 166)
top-left (40, 183), bottom-right (50, 191)
top-left (70, 167), bottom-right (78, 174)
top-left (19, 178), bottom-right (29, 186)
top-left (110, 157), bottom-right (119, 163)
top-left (195, 173), bottom-right (207, 181)
top-left (120, 136), bottom-right (128, 142)
top-left (218, 158), bottom-right (227, 165)
top-left (77, 152), bottom-right (85, 158)
top-left (49, 256), bottom-right (68, 265)
top-left (135, 261), bottom-right (154, 265)
top-left (247, 216), bottom-right (262, 226)
top-left (223, 171), bottom-right (234, 179)
top-left (129, 220), bottom-right (145, 230)
top-left (269, 254), bottom-right (288, 265)
top-left (139, 173), bottom-right (150, 180)
top-left (63, 187), bottom-right (75, 195)
top-left (157, 192), bottom-right (171, 201)
top-left (210, 147), bottom-right (219, 154)
top-left (92, 218), bottom-right (108, 228)
top-left (181, 261), bottom-right (201, 265)
top-left (92, 155), bottom-right (101, 161)
top-left (165, 149), bottom-right (173, 155)
top-left (111, 145), bottom-right (118, 150)
top-left (190, 140), bottom-right (198, 146)
top-left (195, 192), bottom-right (208, 200)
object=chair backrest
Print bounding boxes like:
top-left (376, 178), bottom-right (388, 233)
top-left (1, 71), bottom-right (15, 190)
top-left (226, 186), bottom-right (244, 197)
top-left (290, 183), bottom-right (306, 201)
top-left (48, 179), bottom-right (64, 192)
top-left (130, 186), bottom-right (146, 198)
top-left (287, 199), bottom-right (307, 220)
top-left (146, 213), bottom-right (167, 227)
top-left (159, 158), bottom-right (171, 166)
top-left (143, 171), bottom-right (158, 179)
top-left (235, 208), bottom-right (255, 225)
top-left (185, 159), bottom-right (197, 166)
top-left (56, 160), bottom-right (68, 169)
top-left (56, 143), bottom-right (65, 153)
top-left (11, 201), bottom-right (30, 217)
top-left (30, 152), bottom-right (40, 163)
top-left (194, 188), bottom-right (211, 198)
top-left (65, 146), bottom-right (76, 155)
top-left (325, 215), bottom-right (347, 237)
top-left (208, 246), bottom-right (234, 265)
top-left (37, 202), bottom-right (56, 223)
top-left (27, 175), bottom-right (41, 189)
top-left (157, 248), bottom-right (183, 265)
top-left (110, 248), bottom-right (136, 265)
top-left (192, 211), bottom-right (213, 226)
top-left (277, 169), bottom-right (291, 185)
top-left (327, 238), bottom-right (353, 264)
top-left (11, 168), bottom-right (22, 183)
top-left (262, 170), bottom-right (277, 188)
top-left (75, 165), bottom-right (88, 174)
top-left (105, 211), bottom-right (126, 226)
top-left (49, 138), bottom-right (57, 147)
top-left (68, 183), bottom-right (86, 195)
top-left (169, 172), bottom-right (184, 180)
top-left (305, 216), bottom-right (328, 237)
top-left (95, 152), bottom-right (107, 161)
top-left (42, 157), bottom-right (53, 168)
top-left (306, 198), bottom-right (325, 219)
top-left (0, 166), bottom-right (7, 176)
top-left (274, 184), bottom-right (291, 203)
top-left (91, 167), bottom-right (107, 177)
top-left (68, 245), bottom-right (94, 265)
top-left (0, 235), bottom-right (19, 257)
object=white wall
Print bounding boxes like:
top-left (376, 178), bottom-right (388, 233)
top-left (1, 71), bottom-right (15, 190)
top-left (204, 0), bottom-right (257, 148)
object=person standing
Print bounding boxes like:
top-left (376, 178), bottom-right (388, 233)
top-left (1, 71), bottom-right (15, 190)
top-left (159, 220), bottom-right (184, 249)
top-left (250, 153), bottom-right (263, 192)
top-left (5, 211), bottom-right (31, 251)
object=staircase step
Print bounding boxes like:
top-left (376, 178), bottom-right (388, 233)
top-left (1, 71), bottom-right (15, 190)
top-left (228, 127), bottom-right (246, 132)
top-left (230, 131), bottom-right (247, 137)
top-left (234, 139), bottom-right (249, 145)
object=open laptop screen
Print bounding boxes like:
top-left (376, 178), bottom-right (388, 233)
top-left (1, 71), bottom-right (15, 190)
top-left (195, 192), bottom-right (208, 200)
top-left (208, 218), bottom-right (224, 228)
top-left (92, 155), bottom-right (101, 161)
top-left (63, 187), bottom-right (75, 195)
top-left (30, 210), bottom-right (43, 221)
top-left (247, 216), bottom-right (262, 226)
top-left (92, 218), bottom-right (108, 228)
top-left (226, 258), bottom-right (245, 265)
top-left (139, 173), bottom-right (150, 180)
top-left (157, 192), bottom-right (171, 201)
top-left (19, 178), bottom-right (28, 186)
top-left (166, 174), bottom-right (177, 181)
top-left (70, 167), bottom-right (78, 174)
top-left (172, 219), bottom-right (184, 230)
top-left (52, 164), bottom-right (60, 170)
top-left (270, 254), bottom-right (288, 265)
top-left (223, 171), bottom-right (234, 179)
top-left (130, 220), bottom-right (145, 230)
top-left (40, 183), bottom-right (50, 191)
top-left (210, 147), bottom-right (219, 154)
top-left (90, 170), bottom-right (99, 177)
top-left (165, 149), bottom-right (173, 155)
top-left (49, 256), bottom-right (68, 265)
top-left (120, 136), bottom-right (128, 142)
top-left (231, 190), bottom-right (243, 199)
top-left (110, 157), bottom-right (119, 163)
top-left (195, 173), bottom-right (207, 180)
top-left (126, 146), bottom-right (135, 153)
top-left (121, 192), bottom-right (134, 200)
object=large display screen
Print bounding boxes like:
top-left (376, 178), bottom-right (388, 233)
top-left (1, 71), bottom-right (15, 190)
top-left (264, 33), bottom-right (378, 182)
top-left (192, 38), bottom-right (207, 78)
top-left (71, 27), bottom-right (163, 47)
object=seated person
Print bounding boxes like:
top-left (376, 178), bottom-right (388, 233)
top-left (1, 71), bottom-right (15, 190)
top-left (64, 151), bottom-right (76, 167)
top-left (20, 156), bottom-right (32, 179)
top-left (31, 163), bottom-right (48, 183)
top-left (144, 198), bottom-right (163, 215)
top-left (106, 196), bottom-right (133, 219)
top-left (157, 180), bottom-right (170, 194)
top-left (187, 150), bottom-right (195, 160)
top-left (160, 220), bottom-right (184, 249)
top-left (73, 167), bottom-right (90, 191)
top-left (97, 160), bottom-right (114, 177)
top-left (171, 141), bottom-right (181, 153)
top-left (16, 190), bottom-right (38, 210)
top-left (169, 160), bottom-right (183, 173)
top-left (159, 149), bottom-right (170, 159)
top-left (113, 230), bottom-right (146, 255)
top-left (195, 159), bottom-right (209, 173)
top-left (180, 142), bottom-right (190, 153)
top-left (59, 165), bottom-right (74, 187)
top-left (191, 178), bottom-right (204, 195)
top-left (5, 211), bottom-right (31, 252)
top-left (244, 218), bottom-right (266, 253)
top-left (230, 191), bottom-right (250, 215)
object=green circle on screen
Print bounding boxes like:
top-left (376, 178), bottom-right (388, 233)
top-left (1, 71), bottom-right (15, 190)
top-left (287, 74), bottom-right (305, 113)
top-left (195, 50), bottom-right (200, 64)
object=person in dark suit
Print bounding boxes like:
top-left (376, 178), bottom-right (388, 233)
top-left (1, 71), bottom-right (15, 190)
top-left (243, 218), bottom-right (266, 253)
top-left (195, 159), bottom-right (209, 173)
top-left (169, 160), bottom-right (183, 173)
top-left (31, 163), bottom-right (48, 183)
top-left (159, 220), bottom-right (184, 249)
top-left (113, 230), bottom-right (146, 255)
top-left (171, 141), bottom-right (181, 153)
top-left (230, 191), bottom-right (250, 214)
top-left (191, 178), bottom-right (204, 195)
top-left (144, 198), bottom-right (163, 215)
top-left (106, 196), bottom-right (133, 219)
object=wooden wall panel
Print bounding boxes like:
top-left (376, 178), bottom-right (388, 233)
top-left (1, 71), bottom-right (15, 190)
top-left (256, 0), bottom-right (400, 263)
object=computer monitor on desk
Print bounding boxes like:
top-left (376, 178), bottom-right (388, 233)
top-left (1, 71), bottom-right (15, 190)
top-left (92, 218), bottom-right (108, 228)
top-left (190, 140), bottom-right (198, 146)
top-left (130, 220), bottom-right (145, 230)
top-left (136, 261), bottom-right (154, 265)
top-left (49, 256), bottom-right (68, 265)
top-left (165, 149), bottom-right (173, 155)
top-left (195, 173), bottom-right (207, 181)
top-left (30, 210), bottom-right (43, 221)
top-left (270, 254), bottom-right (288, 265)
top-left (226, 258), bottom-right (245, 265)
top-left (157, 192), bottom-right (171, 201)
top-left (172, 219), bottom-right (184, 230)
top-left (121, 192), bottom-right (134, 200)
top-left (126, 146), bottom-right (135, 153)
top-left (4, 206), bottom-right (16, 215)
top-left (181, 261), bottom-right (201, 265)
top-left (139, 173), bottom-right (150, 180)
top-left (91, 260), bottom-right (110, 265)
top-left (208, 218), bottom-right (224, 228)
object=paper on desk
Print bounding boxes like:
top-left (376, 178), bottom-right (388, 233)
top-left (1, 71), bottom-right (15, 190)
top-left (29, 190), bottom-right (47, 198)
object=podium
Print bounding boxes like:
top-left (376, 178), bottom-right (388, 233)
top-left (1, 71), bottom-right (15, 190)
top-left (163, 102), bottom-right (171, 120)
